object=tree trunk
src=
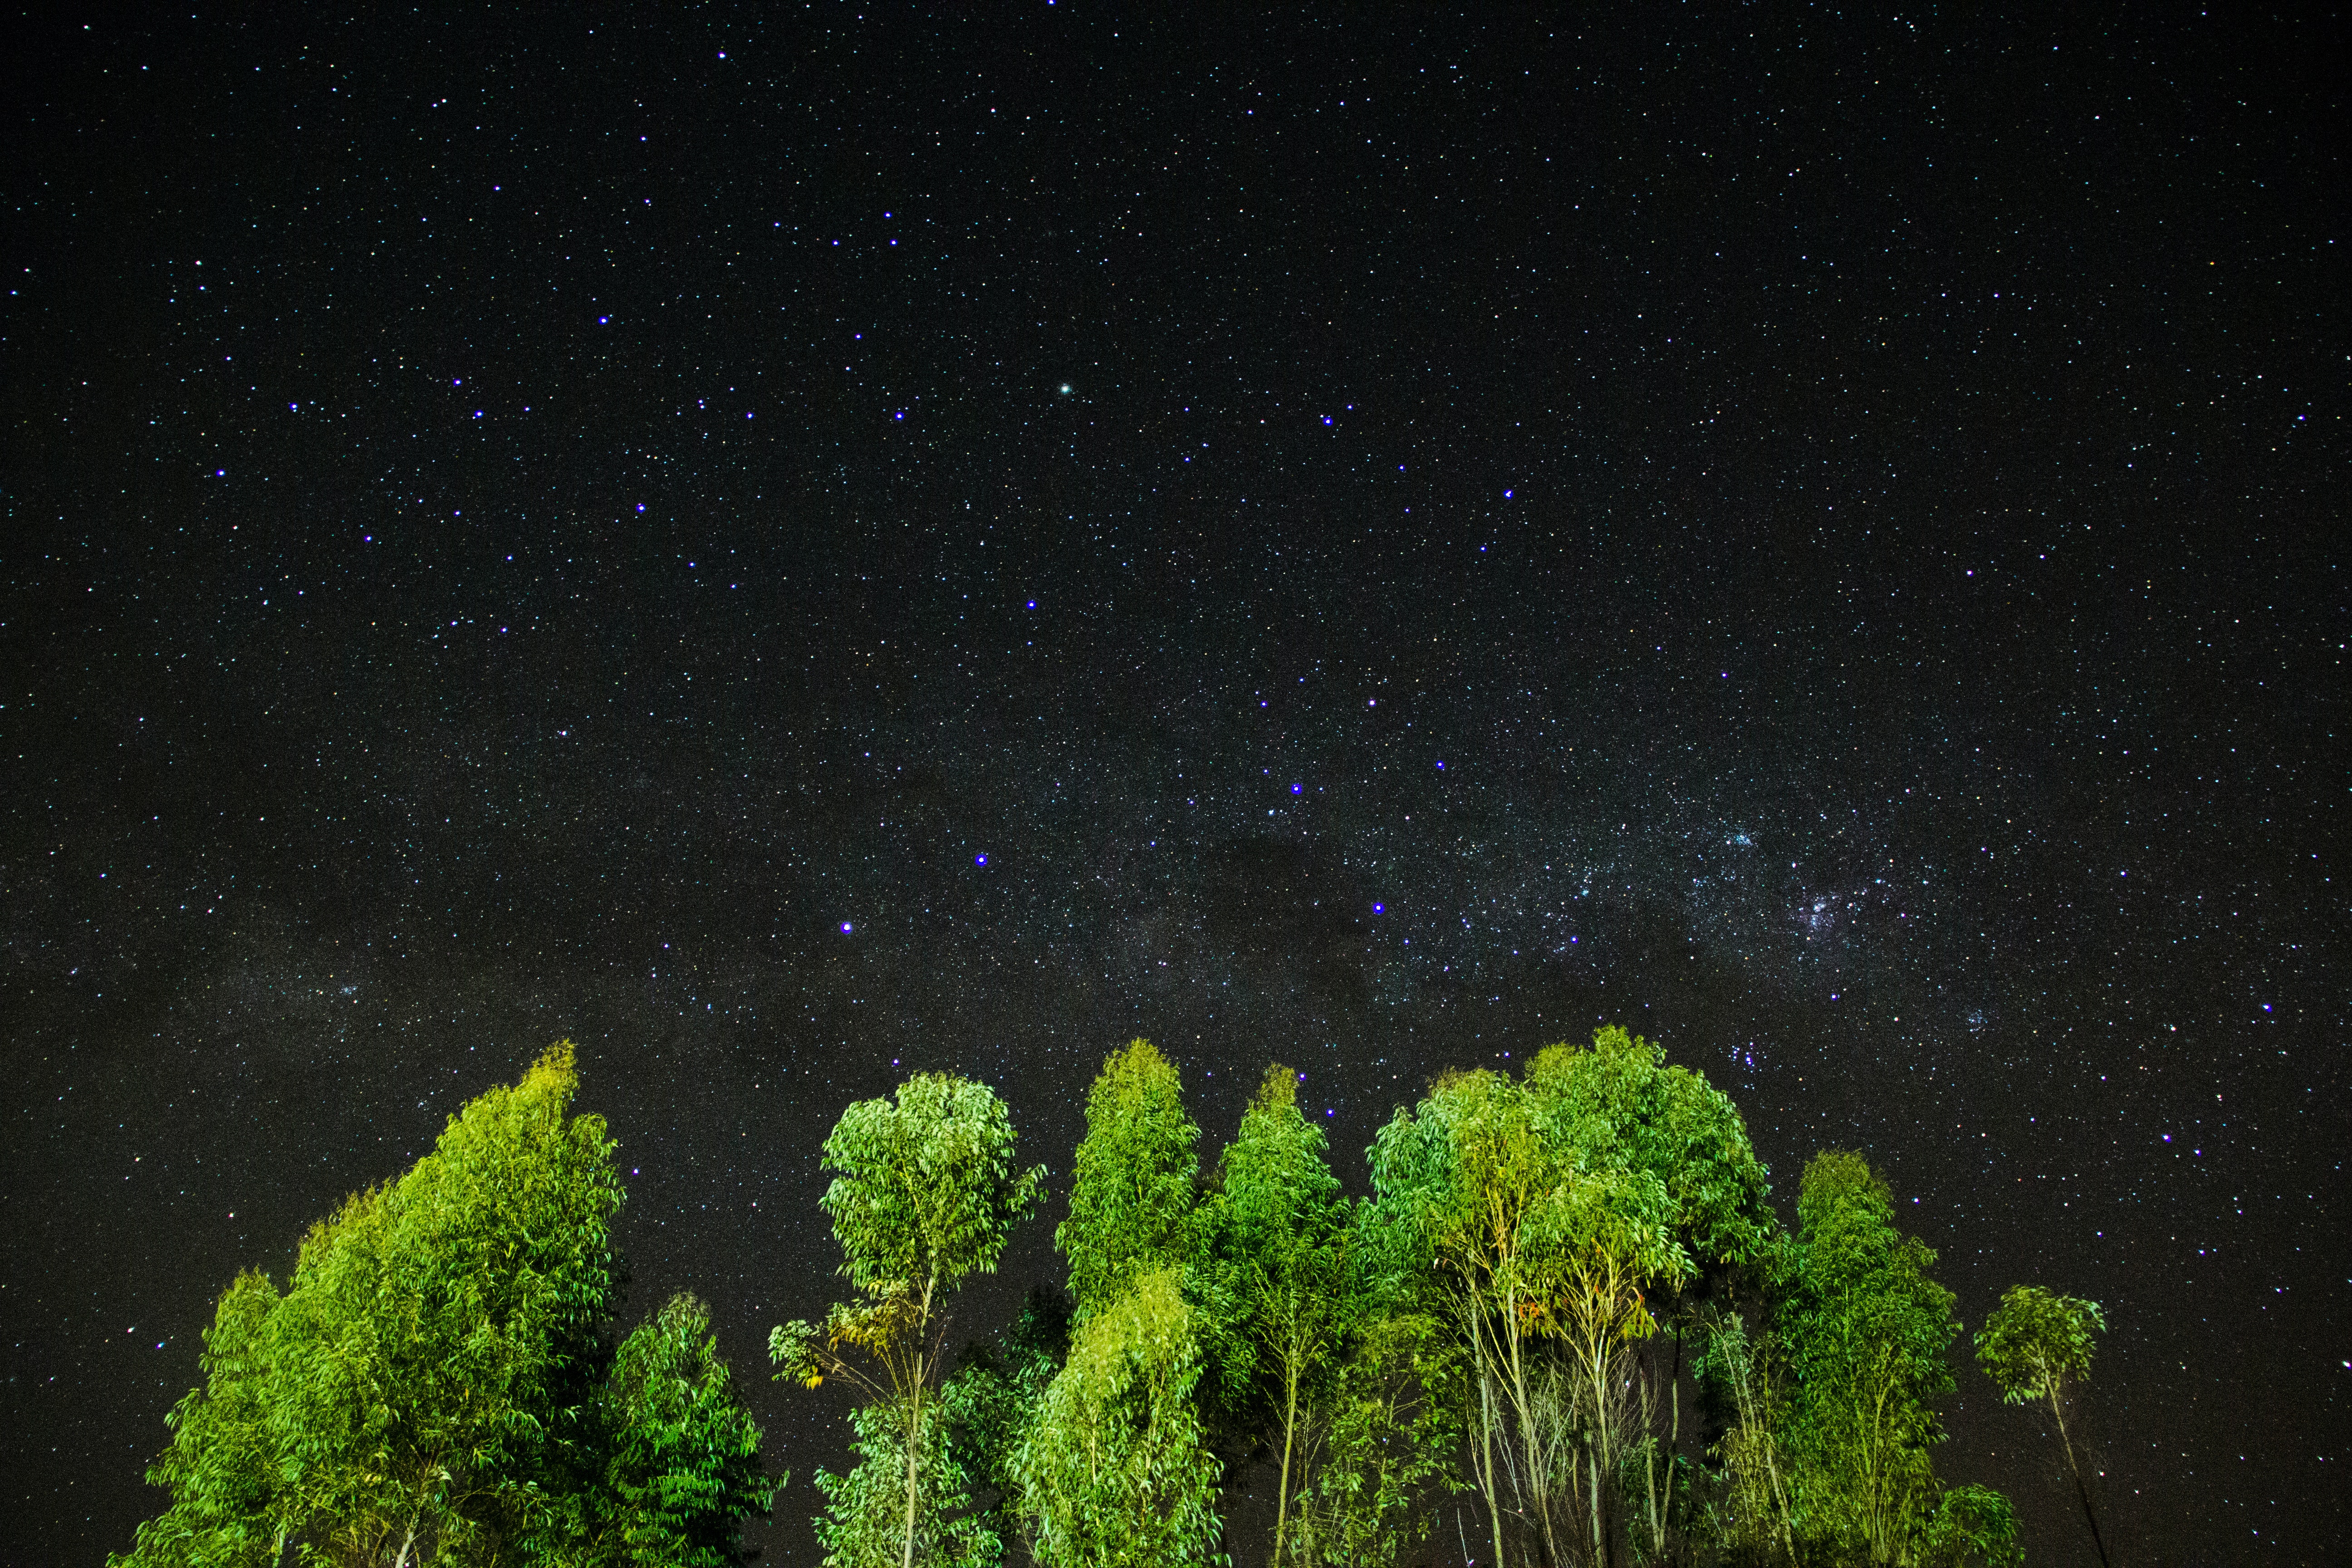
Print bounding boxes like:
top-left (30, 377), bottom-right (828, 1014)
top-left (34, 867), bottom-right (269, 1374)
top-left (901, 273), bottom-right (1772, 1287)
top-left (2048, 1387), bottom-right (2112, 1568)
top-left (1274, 1354), bottom-right (1299, 1565)
top-left (902, 1378), bottom-right (922, 1568)
top-left (1479, 1359), bottom-right (1509, 1568)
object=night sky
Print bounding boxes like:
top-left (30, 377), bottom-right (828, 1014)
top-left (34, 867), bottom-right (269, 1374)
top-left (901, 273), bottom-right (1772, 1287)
top-left (3, 5), bottom-right (2342, 1564)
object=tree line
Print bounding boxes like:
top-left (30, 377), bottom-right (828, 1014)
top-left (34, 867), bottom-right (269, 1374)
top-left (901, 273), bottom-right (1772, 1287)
top-left (116, 1030), bottom-right (2112, 1567)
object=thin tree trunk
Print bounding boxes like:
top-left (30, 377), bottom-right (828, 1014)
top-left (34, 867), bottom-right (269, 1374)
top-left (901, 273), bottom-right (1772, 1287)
top-left (902, 1376), bottom-right (922, 1568)
top-left (1479, 1355), bottom-right (1509, 1568)
top-left (1664, 1322), bottom-right (1683, 1557)
top-left (2048, 1388), bottom-right (2112, 1568)
top-left (1274, 1353), bottom-right (1300, 1565)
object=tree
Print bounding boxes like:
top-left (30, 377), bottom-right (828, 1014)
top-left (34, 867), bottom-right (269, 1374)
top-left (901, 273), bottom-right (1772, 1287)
top-left (1526, 1162), bottom-right (1690, 1567)
top-left (113, 1269), bottom-right (284, 1568)
top-left (1781, 1152), bottom-right (2017, 1568)
top-left (1692, 1303), bottom-right (1799, 1568)
top-left (942, 1289), bottom-right (1073, 1568)
top-left (1206, 1065), bottom-right (1352, 1564)
top-left (773, 1073), bottom-right (1046, 1568)
top-left (1525, 1025), bottom-right (1776, 1564)
top-left (114, 1043), bottom-right (775, 1568)
top-left (1012, 1269), bottom-right (1225, 1568)
top-left (1367, 1067), bottom-right (1577, 1568)
top-left (1057, 1040), bottom-right (1201, 1322)
top-left (1285, 1309), bottom-right (1465, 1568)
top-left (594, 1293), bottom-right (777, 1568)
top-left (1976, 1285), bottom-right (2111, 1568)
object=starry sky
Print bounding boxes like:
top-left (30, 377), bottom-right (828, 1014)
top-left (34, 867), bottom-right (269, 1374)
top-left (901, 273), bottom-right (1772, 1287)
top-left (2, 5), bottom-right (2342, 1563)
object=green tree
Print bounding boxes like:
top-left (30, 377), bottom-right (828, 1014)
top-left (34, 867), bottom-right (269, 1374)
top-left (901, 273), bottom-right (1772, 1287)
top-left (772, 1073), bottom-right (1046, 1568)
top-left (594, 1293), bottom-right (777, 1568)
top-left (1206, 1066), bottom-right (1352, 1564)
top-left (1286, 1309), bottom-right (1465, 1568)
top-left (113, 1269), bottom-right (284, 1568)
top-left (1781, 1152), bottom-right (2016, 1568)
top-left (1525, 1025), bottom-right (1776, 1564)
top-left (1696, 1308), bottom-right (1791, 1566)
top-left (1012, 1269), bottom-right (1225, 1568)
top-left (1057, 1041), bottom-right (1201, 1322)
top-left (1975, 1285), bottom-right (2111, 1567)
top-left (1366, 1067), bottom-right (1568, 1568)
top-left (942, 1289), bottom-right (1072, 1568)
top-left (114, 1043), bottom-right (774, 1568)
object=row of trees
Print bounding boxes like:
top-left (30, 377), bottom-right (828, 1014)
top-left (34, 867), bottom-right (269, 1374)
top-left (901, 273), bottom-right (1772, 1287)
top-left (116, 1030), bottom-right (2112, 1566)
top-left (784, 1031), bottom-right (2113, 1568)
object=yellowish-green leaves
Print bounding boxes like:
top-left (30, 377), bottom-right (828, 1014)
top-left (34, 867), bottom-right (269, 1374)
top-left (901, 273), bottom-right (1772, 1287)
top-left (819, 1073), bottom-right (1046, 1300)
top-left (117, 1043), bottom-right (770, 1568)
top-left (1975, 1284), bottom-right (2105, 1407)
top-left (1014, 1269), bottom-right (1224, 1568)
top-left (1058, 1041), bottom-right (1200, 1323)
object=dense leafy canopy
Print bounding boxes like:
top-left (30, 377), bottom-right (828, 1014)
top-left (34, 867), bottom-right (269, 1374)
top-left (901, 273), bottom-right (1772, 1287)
top-left (115, 1044), bottom-right (772, 1568)
top-left (1056, 1040), bottom-right (1201, 1323)
top-left (1012, 1269), bottom-right (1224, 1568)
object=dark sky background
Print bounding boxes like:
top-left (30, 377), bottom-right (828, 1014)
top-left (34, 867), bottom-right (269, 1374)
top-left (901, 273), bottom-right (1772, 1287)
top-left (3, 4), bottom-right (2342, 1563)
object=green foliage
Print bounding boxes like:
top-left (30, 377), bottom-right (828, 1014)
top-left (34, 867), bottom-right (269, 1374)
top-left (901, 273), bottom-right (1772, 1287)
top-left (1013, 1268), bottom-right (1225, 1568)
top-left (819, 1073), bottom-right (1048, 1301)
top-left (813, 1396), bottom-right (985, 1568)
top-left (1975, 1285), bottom-right (2105, 1407)
top-left (1204, 1066), bottom-right (1354, 1560)
top-left (1058, 1040), bottom-right (1202, 1322)
top-left (1916, 1485), bottom-right (2023, 1568)
top-left (1691, 1303), bottom-right (1799, 1567)
top-left (596, 1293), bottom-right (776, 1568)
top-left (1782, 1151), bottom-right (2009, 1567)
top-left (113, 1043), bottom-right (773, 1568)
top-left (777, 1072), bottom-right (1044, 1568)
top-left (1526, 1024), bottom-right (1776, 1274)
top-left (942, 1290), bottom-right (1071, 1568)
top-left (1976, 1284), bottom-right (2111, 1567)
top-left (1286, 1311), bottom-right (1465, 1568)
top-left (116, 1270), bottom-right (284, 1568)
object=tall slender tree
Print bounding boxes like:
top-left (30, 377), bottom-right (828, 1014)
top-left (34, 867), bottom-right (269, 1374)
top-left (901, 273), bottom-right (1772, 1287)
top-left (772, 1073), bottom-right (1046, 1568)
top-left (1975, 1285), bottom-right (2111, 1568)
top-left (1056, 1039), bottom-right (1202, 1322)
top-left (1781, 1152), bottom-right (2017, 1567)
top-left (1367, 1067), bottom-right (1568, 1568)
top-left (1207, 1066), bottom-right (1352, 1563)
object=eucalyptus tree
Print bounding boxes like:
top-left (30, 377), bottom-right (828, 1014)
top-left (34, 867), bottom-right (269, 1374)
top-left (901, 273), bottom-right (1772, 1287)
top-left (1782, 1152), bottom-right (2018, 1567)
top-left (1691, 1303), bottom-right (1798, 1567)
top-left (1524, 1026), bottom-right (1775, 1562)
top-left (594, 1292), bottom-right (777, 1568)
top-left (1286, 1308), bottom-right (1465, 1568)
top-left (1012, 1269), bottom-right (1224, 1568)
top-left (772, 1072), bottom-right (1046, 1568)
top-left (1056, 1039), bottom-right (1202, 1321)
top-left (1366, 1066), bottom-right (1554, 1568)
top-left (1017, 1040), bottom-right (1226, 1566)
top-left (1206, 1065), bottom-right (1352, 1564)
top-left (1976, 1285), bottom-right (2112, 1568)
top-left (114, 1043), bottom-right (775, 1568)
